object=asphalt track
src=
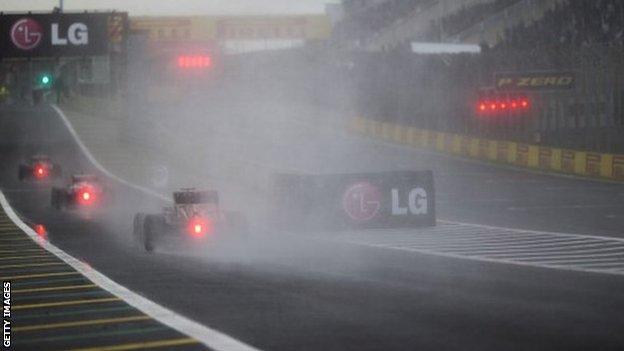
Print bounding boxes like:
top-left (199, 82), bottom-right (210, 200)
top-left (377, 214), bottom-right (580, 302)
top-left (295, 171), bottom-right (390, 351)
top-left (1, 104), bottom-right (624, 350)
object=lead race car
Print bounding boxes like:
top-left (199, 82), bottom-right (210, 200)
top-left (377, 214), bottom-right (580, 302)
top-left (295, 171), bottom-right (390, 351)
top-left (51, 174), bottom-right (112, 210)
top-left (18, 155), bottom-right (62, 182)
top-left (133, 189), bottom-right (248, 253)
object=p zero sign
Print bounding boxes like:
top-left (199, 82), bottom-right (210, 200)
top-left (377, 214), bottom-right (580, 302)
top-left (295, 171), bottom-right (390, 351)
top-left (494, 71), bottom-right (575, 91)
top-left (0, 13), bottom-right (110, 58)
top-left (271, 171), bottom-right (435, 231)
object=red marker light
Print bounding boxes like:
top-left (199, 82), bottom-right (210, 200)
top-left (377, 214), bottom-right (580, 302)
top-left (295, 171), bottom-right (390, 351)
top-left (34, 224), bottom-right (46, 236)
top-left (510, 100), bottom-right (518, 109)
top-left (478, 102), bottom-right (486, 112)
top-left (521, 99), bottom-right (529, 108)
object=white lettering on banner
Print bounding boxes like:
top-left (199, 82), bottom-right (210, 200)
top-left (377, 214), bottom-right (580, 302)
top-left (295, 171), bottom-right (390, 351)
top-left (51, 22), bottom-right (89, 46)
top-left (51, 23), bottom-right (67, 45)
top-left (69, 23), bottom-right (89, 45)
top-left (409, 188), bottom-right (428, 214)
top-left (391, 188), bottom-right (428, 215)
top-left (391, 189), bottom-right (408, 215)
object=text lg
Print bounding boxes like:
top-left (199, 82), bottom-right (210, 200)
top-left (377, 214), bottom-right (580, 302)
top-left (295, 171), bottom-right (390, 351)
top-left (391, 188), bottom-right (427, 215)
top-left (51, 23), bottom-right (88, 46)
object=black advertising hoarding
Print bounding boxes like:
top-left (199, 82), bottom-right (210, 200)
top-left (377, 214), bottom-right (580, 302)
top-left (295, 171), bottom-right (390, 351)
top-left (271, 171), bottom-right (436, 231)
top-left (494, 71), bottom-right (576, 91)
top-left (0, 13), bottom-right (110, 58)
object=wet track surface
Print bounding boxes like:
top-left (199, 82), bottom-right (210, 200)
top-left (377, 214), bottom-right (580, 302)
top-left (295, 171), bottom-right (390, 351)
top-left (1, 105), bottom-right (624, 350)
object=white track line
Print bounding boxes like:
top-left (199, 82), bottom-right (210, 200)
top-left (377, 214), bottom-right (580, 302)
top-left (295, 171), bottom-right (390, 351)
top-left (332, 235), bottom-right (624, 277)
top-left (328, 220), bottom-right (624, 276)
top-left (472, 244), bottom-right (624, 255)
top-left (525, 254), bottom-right (624, 262)
top-left (18, 105), bottom-right (262, 351)
top-left (438, 219), bottom-right (624, 244)
top-left (411, 237), bottom-right (587, 248)
top-left (51, 105), bottom-right (169, 203)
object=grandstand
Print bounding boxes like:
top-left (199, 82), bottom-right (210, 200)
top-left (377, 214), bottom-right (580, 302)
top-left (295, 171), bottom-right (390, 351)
top-left (335, 0), bottom-right (564, 49)
top-left (501, 0), bottom-right (624, 49)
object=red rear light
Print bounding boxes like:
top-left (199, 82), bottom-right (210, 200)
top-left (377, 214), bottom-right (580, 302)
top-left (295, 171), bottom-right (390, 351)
top-left (520, 99), bottom-right (529, 108)
top-left (187, 216), bottom-right (213, 238)
top-left (33, 163), bottom-right (49, 179)
top-left (77, 186), bottom-right (96, 206)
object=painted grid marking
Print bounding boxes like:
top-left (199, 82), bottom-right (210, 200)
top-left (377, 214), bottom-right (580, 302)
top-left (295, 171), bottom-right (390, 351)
top-left (326, 221), bottom-right (624, 276)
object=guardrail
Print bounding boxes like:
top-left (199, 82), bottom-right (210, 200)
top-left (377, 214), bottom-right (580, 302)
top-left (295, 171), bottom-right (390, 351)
top-left (351, 116), bottom-right (624, 182)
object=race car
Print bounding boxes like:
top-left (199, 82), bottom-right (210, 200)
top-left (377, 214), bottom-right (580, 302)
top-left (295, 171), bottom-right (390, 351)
top-left (51, 174), bottom-right (111, 210)
top-left (18, 155), bottom-right (62, 182)
top-left (133, 189), bottom-right (248, 253)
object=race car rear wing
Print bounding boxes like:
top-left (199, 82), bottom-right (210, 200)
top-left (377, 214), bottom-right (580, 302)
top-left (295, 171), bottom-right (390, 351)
top-left (270, 170), bottom-right (435, 231)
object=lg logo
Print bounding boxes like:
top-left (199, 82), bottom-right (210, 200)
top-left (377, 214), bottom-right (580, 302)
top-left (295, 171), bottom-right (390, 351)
top-left (342, 182), bottom-right (381, 221)
top-left (391, 188), bottom-right (428, 215)
top-left (10, 18), bottom-right (43, 50)
top-left (10, 17), bottom-right (89, 51)
top-left (343, 182), bottom-right (429, 221)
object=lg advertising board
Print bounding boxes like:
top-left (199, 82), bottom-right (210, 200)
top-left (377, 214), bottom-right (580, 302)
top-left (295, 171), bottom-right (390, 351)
top-left (271, 171), bottom-right (436, 231)
top-left (0, 13), bottom-right (110, 58)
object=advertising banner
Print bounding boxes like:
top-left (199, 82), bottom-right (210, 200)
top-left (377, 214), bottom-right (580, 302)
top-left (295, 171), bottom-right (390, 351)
top-left (586, 153), bottom-right (601, 176)
top-left (539, 147), bottom-right (552, 169)
top-left (0, 13), bottom-right (111, 58)
top-left (516, 144), bottom-right (529, 166)
top-left (494, 71), bottom-right (575, 91)
top-left (271, 171), bottom-right (435, 231)
top-left (561, 150), bottom-right (575, 173)
top-left (497, 141), bottom-right (509, 162)
top-left (613, 155), bottom-right (624, 180)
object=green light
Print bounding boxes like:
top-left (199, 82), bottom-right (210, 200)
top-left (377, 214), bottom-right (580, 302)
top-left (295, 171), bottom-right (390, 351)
top-left (41, 76), bottom-right (50, 84)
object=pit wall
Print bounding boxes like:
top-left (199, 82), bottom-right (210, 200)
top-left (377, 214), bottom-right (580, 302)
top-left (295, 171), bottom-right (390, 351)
top-left (351, 117), bottom-right (624, 182)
